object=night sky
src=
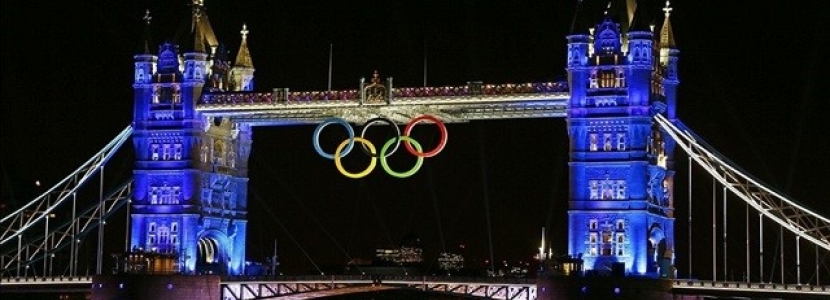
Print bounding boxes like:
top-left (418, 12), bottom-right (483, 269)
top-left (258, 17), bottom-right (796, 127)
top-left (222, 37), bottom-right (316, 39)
top-left (2, 1), bottom-right (828, 279)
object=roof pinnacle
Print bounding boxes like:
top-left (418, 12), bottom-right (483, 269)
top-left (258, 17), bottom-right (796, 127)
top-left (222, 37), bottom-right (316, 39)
top-left (143, 9), bottom-right (152, 25)
top-left (663, 1), bottom-right (673, 18)
top-left (240, 23), bottom-right (249, 40)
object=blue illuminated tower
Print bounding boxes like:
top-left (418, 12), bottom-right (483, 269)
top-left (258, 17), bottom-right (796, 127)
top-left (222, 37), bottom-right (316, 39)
top-left (565, 0), bottom-right (679, 278)
top-left (129, 3), bottom-right (255, 275)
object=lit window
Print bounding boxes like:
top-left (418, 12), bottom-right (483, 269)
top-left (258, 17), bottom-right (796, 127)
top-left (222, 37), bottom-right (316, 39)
top-left (158, 225), bottom-right (169, 244)
top-left (172, 186), bottom-right (181, 204)
top-left (162, 144), bottom-right (171, 160)
top-left (589, 134), bottom-right (598, 151)
top-left (173, 144), bottom-right (183, 160)
top-left (603, 134), bottom-right (612, 151)
top-left (616, 133), bottom-right (626, 151)
top-left (616, 181), bottom-right (626, 200)
top-left (602, 180), bottom-right (614, 200)
top-left (589, 181), bottom-right (599, 200)
top-left (588, 232), bottom-right (598, 256)
top-left (151, 144), bottom-right (160, 161)
top-left (150, 187), bottom-right (159, 204)
top-left (589, 72), bottom-right (598, 89)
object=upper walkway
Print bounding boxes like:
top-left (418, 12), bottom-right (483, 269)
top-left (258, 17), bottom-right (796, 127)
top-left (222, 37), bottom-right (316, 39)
top-left (195, 81), bottom-right (569, 125)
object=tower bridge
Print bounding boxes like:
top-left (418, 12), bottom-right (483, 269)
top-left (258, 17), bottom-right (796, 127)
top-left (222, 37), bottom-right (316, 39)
top-left (2, 0), bottom-right (829, 299)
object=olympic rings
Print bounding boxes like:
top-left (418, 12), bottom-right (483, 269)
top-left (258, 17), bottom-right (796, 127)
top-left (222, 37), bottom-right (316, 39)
top-left (334, 137), bottom-right (377, 179)
top-left (360, 117), bottom-right (400, 158)
top-left (380, 136), bottom-right (423, 178)
top-left (313, 117), bottom-right (354, 159)
top-left (403, 114), bottom-right (448, 157)
top-left (312, 115), bottom-right (448, 178)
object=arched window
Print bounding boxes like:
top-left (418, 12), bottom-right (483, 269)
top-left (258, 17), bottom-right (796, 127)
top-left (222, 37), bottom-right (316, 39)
top-left (151, 144), bottom-right (160, 161)
top-left (173, 144), bottom-right (183, 160)
top-left (589, 134), bottom-right (598, 151)
top-left (213, 140), bottom-right (225, 166)
top-left (616, 133), bottom-right (626, 151)
top-left (603, 134), bottom-right (612, 151)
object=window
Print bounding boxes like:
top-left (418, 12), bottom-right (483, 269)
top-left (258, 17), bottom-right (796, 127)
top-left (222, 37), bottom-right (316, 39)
top-left (616, 181), bottom-right (626, 199)
top-left (616, 219), bottom-right (625, 231)
top-left (602, 180), bottom-right (614, 200)
top-left (150, 187), bottom-right (159, 204)
top-left (171, 234), bottom-right (178, 245)
top-left (158, 225), bottom-right (170, 245)
top-left (588, 232), bottom-right (598, 255)
top-left (136, 68), bottom-right (145, 83)
top-left (589, 72), bottom-right (598, 89)
top-left (589, 219), bottom-right (598, 230)
top-left (616, 233), bottom-right (626, 256)
top-left (616, 133), bottom-right (626, 151)
top-left (173, 144), bottom-right (183, 160)
top-left (151, 144), bottom-right (160, 161)
top-left (617, 70), bottom-right (626, 87)
top-left (213, 140), bottom-right (225, 166)
top-left (172, 186), bottom-right (181, 204)
top-left (171, 222), bottom-right (178, 233)
top-left (148, 235), bottom-right (156, 245)
top-left (589, 134), bottom-right (598, 151)
top-left (149, 222), bottom-right (156, 232)
top-left (589, 181), bottom-right (599, 200)
top-left (162, 144), bottom-right (171, 160)
top-left (603, 133), bottom-right (612, 151)
top-left (602, 231), bottom-right (613, 256)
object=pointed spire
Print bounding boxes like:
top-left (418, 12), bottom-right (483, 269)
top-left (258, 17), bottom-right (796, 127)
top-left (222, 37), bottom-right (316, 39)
top-left (192, 12), bottom-right (206, 53)
top-left (184, 0), bottom-right (218, 54)
top-left (234, 24), bottom-right (254, 68)
top-left (660, 0), bottom-right (676, 48)
top-left (141, 9), bottom-right (154, 54)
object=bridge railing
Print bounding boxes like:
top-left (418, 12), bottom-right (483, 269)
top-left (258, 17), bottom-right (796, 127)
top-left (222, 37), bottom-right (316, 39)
top-left (673, 279), bottom-right (829, 293)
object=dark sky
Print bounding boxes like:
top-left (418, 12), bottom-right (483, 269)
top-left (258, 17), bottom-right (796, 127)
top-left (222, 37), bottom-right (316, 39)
top-left (2, 0), bottom-right (828, 278)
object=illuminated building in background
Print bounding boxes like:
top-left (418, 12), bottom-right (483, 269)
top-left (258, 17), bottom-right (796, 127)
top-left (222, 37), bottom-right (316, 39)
top-left (565, 0), bottom-right (679, 278)
top-left (374, 232), bottom-right (424, 265)
top-left (129, 2), bottom-right (254, 275)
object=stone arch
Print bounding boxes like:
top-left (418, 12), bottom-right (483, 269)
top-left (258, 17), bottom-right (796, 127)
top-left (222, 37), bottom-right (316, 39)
top-left (196, 229), bottom-right (231, 275)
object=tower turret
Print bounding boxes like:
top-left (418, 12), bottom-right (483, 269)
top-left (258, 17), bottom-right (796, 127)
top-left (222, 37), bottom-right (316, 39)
top-left (659, 1), bottom-right (679, 119)
top-left (566, 0), bottom-right (591, 118)
top-left (134, 10), bottom-right (158, 124)
top-left (626, 0), bottom-right (654, 107)
top-left (230, 24), bottom-right (255, 91)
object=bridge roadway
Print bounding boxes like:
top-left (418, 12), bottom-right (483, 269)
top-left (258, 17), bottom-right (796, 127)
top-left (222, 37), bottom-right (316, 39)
top-left (2, 275), bottom-right (827, 299)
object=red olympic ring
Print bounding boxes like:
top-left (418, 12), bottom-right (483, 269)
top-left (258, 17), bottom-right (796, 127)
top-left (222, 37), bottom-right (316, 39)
top-left (403, 114), bottom-right (448, 158)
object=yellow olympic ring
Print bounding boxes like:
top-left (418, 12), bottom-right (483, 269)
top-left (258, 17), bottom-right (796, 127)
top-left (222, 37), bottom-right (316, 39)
top-left (334, 137), bottom-right (377, 179)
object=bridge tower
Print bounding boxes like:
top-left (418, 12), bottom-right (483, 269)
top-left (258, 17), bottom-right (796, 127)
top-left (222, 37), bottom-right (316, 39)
top-left (565, 0), bottom-right (679, 278)
top-left (129, 2), bottom-right (255, 275)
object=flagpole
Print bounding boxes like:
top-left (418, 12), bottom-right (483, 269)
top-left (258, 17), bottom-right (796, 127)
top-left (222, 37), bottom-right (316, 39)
top-left (328, 43), bottom-right (333, 92)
